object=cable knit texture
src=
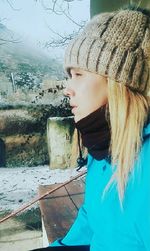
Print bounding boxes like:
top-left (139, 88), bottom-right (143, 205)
top-left (64, 8), bottom-right (150, 95)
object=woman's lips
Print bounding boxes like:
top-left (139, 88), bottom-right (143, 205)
top-left (71, 106), bottom-right (78, 114)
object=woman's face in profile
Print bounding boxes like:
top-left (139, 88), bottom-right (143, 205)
top-left (63, 67), bottom-right (108, 122)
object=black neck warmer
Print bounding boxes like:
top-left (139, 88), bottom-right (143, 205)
top-left (75, 104), bottom-right (111, 161)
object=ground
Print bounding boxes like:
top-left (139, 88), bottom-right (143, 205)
top-left (0, 165), bottom-right (80, 211)
top-left (0, 165), bottom-right (86, 251)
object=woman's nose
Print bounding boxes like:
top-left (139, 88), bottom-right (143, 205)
top-left (63, 84), bottom-right (75, 97)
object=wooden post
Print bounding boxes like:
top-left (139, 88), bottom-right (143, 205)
top-left (10, 72), bottom-right (16, 93)
top-left (47, 116), bottom-right (78, 169)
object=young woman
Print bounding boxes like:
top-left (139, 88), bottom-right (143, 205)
top-left (40, 4), bottom-right (150, 251)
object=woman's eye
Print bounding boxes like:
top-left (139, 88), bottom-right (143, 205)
top-left (75, 73), bottom-right (82, 76)
top-left (69, 71), bottom-right (82, 78)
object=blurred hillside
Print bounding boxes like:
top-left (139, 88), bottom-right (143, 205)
top-left (0, 23), bottom-right (65, 98)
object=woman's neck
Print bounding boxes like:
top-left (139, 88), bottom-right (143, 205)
top-left (75, 104), bottom-right (111, 160)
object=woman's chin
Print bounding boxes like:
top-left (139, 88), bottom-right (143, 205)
top-left (74, 115), bottom-right (79, 123)
top-left (74, 116), bottom-right (77, 123)
top-left (74, 114), bottom-right (82, 123)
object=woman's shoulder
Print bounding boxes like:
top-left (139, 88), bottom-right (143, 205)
top-left (142, 120), bottom-right (150, 169)
top-left (143, 120), bottom-right (150, 141)
top-left (133, 120), bottom-right (150, 188)
top-left (86, 153), bottom-right (110, 173)
top-left (87, 153), bottom-right (108, 164)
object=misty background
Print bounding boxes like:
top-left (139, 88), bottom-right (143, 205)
top-left (0, 0), bottom-right (90, 59)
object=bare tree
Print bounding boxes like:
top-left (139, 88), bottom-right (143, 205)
top-left (0, 21), bottom-right (20, 45)
top-left (36, 0), bottom-right (87, 48)
top-left (0, 0), bottom-right (87, 46)
top-left (0, 1), bottom-right (20, 45)
top-left (5, 0), bottom-right (20, 11)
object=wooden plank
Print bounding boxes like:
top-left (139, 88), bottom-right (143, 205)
top-left (81, 177), bottom-right (86, 184)
top-left (38, 180), bottom-right (85, 243)
top-left (39, 184), bottom-right (76, 242)
top-left (42, 218), bottom-right (49, 247)
top-left (65, 180), bottom-right (85, 209)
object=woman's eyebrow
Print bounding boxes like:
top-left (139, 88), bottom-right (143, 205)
top-left (76, 68), bottom-right (82, 72)
top-left (70, 68), bottom-right (82, 75)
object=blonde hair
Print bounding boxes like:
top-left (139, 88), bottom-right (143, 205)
top-left (102, 78), bottom-right (150, 209)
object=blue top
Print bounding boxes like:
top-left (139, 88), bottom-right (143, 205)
top-left (49, 122), bottom-right (150, 251)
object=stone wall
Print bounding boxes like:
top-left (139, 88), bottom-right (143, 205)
top-left (4, 133), bottom-right (48, 167)
top-left (0, 102), bottom-right (72, 168)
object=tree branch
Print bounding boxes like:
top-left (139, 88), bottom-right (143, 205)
top-left (44, 24), bottom-right (85, 47)
top-left (36, 0), bottom-right (87, 48)
top-left (0, 20), bottom-right (21, 45)
top-left (6, 0), bottom-right (21, 11)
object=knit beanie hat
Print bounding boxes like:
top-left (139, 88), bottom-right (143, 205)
top-left (64, 5), bottom-right (150, 95)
